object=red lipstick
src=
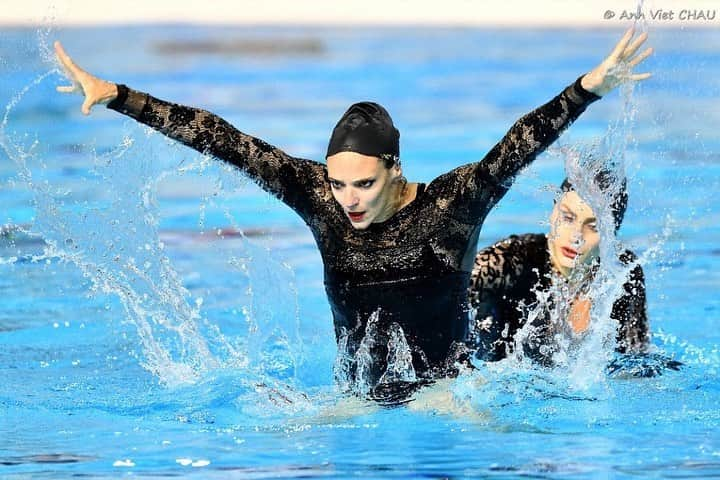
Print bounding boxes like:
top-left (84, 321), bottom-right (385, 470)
top-left (561, 246), bottom-right (578, 259)
top-left (348, 212), bottom-right (365, 222)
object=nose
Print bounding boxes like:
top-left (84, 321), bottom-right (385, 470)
top-left (570, 228), bottom-right (584, 247)
top-left (343, 188), bottom-right (359, 209)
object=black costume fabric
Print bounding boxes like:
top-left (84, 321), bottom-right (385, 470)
top-left (467, 233), bottom-right (649, 364)
top-left (107, 77), bottom-right (599, 393)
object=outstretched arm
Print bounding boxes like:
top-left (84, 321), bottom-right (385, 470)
top-left (487, 26), bottom-right (652, 190)
top-left (435, 27), bottom-right (652, 222)
top-left (54, 41), bottom-right (328, 220)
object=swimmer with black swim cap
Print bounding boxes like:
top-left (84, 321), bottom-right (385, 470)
top-left (468, 170), bottom-right (648, 364)
top-left (324, 102), bottom-right (416, 232)
top-left (54, 27), bottom-right (653, 400)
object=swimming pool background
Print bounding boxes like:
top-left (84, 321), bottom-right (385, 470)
top-left (1, 24), bottom-right (719, 478)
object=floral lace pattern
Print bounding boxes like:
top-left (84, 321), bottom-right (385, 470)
top-left (468, 233), bottom-right (649, 363)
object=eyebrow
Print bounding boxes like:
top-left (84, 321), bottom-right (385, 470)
top-left (559, 203), bottom-right (597, 224)
top-left (327, 176), bottom-right (376, 186)
top-left (559, 203), bottom-right (574, 214)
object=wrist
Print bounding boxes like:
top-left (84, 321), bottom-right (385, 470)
top-left (106, 84), bottom-right (129, 110)
top-left (573, 75), bottom-right (602, 101)
top-left (580, 74), bottom-right (598, 95)
top-left (99, 82), bottom-right (119, 105)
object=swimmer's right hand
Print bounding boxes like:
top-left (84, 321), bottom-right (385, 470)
top-left (54, 41), bottom-right (118, 115)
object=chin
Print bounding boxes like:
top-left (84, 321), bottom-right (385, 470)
top-left (347, 212), bottom-right (375, 230)
top-left (349, 219), bottom-right (372, 230)
top-left (554, 249), bottom-right (578, 270)
top-left (559, 258), bottom-right (577, 270)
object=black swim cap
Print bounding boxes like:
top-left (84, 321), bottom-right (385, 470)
top-left (560, 171), bottom-right (628, 232)
top-left (326, 102), bottom-right (400, 164)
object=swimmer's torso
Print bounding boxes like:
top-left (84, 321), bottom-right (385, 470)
top-left (468, 233), bottom-right (649, 364)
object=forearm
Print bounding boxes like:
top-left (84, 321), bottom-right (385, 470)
top-left (107, 85), bottom-right (326, 216)
top-left (480, 76), bottom-right (600, 190)
top-left (107, 85), bottom-right (273, 168)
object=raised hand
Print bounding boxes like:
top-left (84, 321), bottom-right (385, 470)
top-left (581, 26), bottom-right (653, 97)
top-left (54, 41), bottom-right (118, 115)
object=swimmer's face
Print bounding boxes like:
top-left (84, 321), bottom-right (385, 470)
top-left (326, 152), bottom-right (401, 230)
top-left (548, 190), bottom-right (601, 277)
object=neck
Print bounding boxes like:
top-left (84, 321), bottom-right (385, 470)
top-left (376, 181), bottom-right (415, 223)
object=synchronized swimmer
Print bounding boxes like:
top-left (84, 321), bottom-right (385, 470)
top-left (468, 173), bottom-right (648, 364)
top-left (54, 27), bottom-right (652, 397)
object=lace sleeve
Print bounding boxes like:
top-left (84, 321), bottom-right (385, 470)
top-left (430, 77), bottom-right (600, 223)
top-left (107, 85), bottom-right (329, 221)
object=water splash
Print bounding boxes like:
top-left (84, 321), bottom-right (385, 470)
top-left (332, 326), bottom-right (354, 394)
top-left (334, 310), bottom-right (418, 397)
top-left (1, 59), bottom-right (303, 392)
top-left (351, 311), bottom-right (379, 397)
top-left (379, 322), bottom-right (417, 385)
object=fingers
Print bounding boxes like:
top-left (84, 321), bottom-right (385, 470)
top-left (627, 47), bottom-right (653, 68)
top-left (609, 25), bottom-right (636, 60)
top-left (612, 29), bottom-right (653, 86)
top-left (54, 40), bottom-right (83, 77)
top-left (620, 31), bottom-right (648, 60)
top-left (81, 98), bottom-right (93, 116)
top-left (54, 41), bottom-right (72, 69)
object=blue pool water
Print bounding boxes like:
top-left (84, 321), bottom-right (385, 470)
top-left (1, 24), bottom-right (719, 478)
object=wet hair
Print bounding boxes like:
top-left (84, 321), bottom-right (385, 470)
top-left (326, 102), bottom-right (400, 168)
top-left (560, 170), bottom-right (628, 232)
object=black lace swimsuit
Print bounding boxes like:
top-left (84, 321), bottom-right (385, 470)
top-left (107, 77), bottom-right (599, 389)
top-left (468, 233), bottom-right (649, 364)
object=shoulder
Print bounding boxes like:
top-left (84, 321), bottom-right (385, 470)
top-left (619, 249), bottom-right (638, 264)
top-left (470, 233), bottom-right (547, 296)
top-left (475, 233), bottom-right (545, 270)
top-left (424, 162), bottom-right (504, 204)
top-left (616, 248), bottom-right (646, 291)
top-left (485, 233), bottom-right (545, 255)
top-left (618, 249), bottom-right (644, 276)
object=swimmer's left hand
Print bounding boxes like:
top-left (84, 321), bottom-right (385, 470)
top-left (581, 26), bottom-right (653, 97)
top-left (54, 41), bottom-right (118, 116)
